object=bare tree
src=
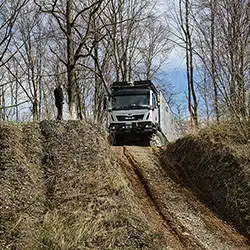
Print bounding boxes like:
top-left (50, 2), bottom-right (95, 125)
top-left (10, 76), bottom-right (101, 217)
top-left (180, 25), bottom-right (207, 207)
top-left (0, 0), bottom-right (29, 64)
top-left (179, 0), bottom-right (198, 127)
top-left (137, 17), bottom-right (172, 80)
top-left (13, 3), bottom-right (47, 121)
top-left (0, 0), bottom-right (177, 122)
top-left (35, 0), bottom-right (105, 119)
top-left (0, 0), bottom-right (30, 120)
top-left (194, 0), bottom-right (250, 132)
top-left (88, 0), bottom-right (165, 122)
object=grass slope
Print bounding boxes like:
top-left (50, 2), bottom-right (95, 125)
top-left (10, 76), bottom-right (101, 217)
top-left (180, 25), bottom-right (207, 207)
top-left (163, 124), bottom-right (250, 240)
top-left (1, 121), bottom-right (165, 250)
top-left (0, 122), bottom-right (45, 249)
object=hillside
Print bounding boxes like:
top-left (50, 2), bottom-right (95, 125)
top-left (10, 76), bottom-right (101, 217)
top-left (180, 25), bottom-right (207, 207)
top-left (0, 121), bottom-right (249, 249)
top-left (163, 125), bottom-right (250, 240)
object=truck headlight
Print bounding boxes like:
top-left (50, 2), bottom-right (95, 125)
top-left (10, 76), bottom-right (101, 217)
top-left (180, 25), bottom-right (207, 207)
top-left (145, 124), bottom-right (152, 128)
top-left (111, 126), bottom-right (116, 131)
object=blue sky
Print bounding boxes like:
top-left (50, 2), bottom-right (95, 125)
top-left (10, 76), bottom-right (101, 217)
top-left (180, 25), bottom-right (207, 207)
top-left (164, 48), bottom-right (188, 113)
top-left (164, 48), bottom-right (209, 119)
top-left (157, 47), bottom-right (207, 118)
top-left (165, 47), bottom-right (187, 92)
top-left (167, 68), bottom-right (187, 94)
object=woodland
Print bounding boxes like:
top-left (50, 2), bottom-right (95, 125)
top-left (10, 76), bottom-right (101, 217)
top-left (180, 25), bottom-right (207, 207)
top-left (0, 0), bottom-right (249, 135)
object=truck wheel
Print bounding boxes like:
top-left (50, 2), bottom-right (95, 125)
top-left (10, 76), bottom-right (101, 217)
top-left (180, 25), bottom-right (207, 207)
top-left (150, 131), bottom-right (164, 147)
top-left (109, 133), bottom-right (116, 146)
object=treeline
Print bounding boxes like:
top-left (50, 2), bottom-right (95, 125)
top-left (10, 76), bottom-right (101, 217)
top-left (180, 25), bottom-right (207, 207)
top-left (170, 0), bottom-right (250, 135)
top-left (0, 0), bottom-right (170, 122)
top-left (0, 0), bottom-right (249, 135)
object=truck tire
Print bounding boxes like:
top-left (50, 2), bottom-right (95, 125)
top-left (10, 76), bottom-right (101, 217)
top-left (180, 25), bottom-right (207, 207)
top-left (109, 133), bottom-right (117, 146)
top-left (149, 131), bottom-right (164, 147)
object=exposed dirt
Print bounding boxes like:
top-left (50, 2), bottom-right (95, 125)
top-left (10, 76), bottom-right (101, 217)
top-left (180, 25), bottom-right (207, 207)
top-left (1, 121), bottom-right (169, 250)
top-left (113, 146), bottom-right (250, 250)
top-left (164, 133), bottom-right (250, 239)
top-left (1, 121), bottom-right (249, 249)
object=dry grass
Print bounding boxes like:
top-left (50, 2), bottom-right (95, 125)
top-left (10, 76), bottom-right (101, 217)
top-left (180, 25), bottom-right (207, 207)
top-left (38, 120), bottom-right (163, 249)
top-left (0, 122), bottom-right (45, 250)
top-left (163, 122), bottom-right (250, 239)
top-left (1, 120), bottom-right (165, 249)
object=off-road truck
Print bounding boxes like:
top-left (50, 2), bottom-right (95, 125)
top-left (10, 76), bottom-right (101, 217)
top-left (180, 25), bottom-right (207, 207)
top-left (108, 80), bottom-right (178, 146)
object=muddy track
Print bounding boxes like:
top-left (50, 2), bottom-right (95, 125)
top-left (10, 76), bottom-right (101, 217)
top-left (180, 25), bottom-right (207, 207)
top-left (112, 146), bottom-right (250, 250)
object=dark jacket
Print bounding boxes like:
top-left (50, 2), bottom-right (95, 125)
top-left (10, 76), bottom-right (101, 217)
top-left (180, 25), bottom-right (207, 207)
top-left (54, 87), bottom-right (64, 107)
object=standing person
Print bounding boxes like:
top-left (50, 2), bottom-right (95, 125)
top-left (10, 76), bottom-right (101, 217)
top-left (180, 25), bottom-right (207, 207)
top-left (54, 85), bottom-right (64, 120)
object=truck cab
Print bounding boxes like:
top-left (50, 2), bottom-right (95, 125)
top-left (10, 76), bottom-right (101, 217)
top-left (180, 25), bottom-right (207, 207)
top-left (108, 80), bottom-right (178, 146)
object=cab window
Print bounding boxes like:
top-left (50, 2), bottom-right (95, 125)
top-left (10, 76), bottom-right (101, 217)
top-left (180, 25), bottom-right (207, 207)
top-left (152, 94), bottom-right (157, 108)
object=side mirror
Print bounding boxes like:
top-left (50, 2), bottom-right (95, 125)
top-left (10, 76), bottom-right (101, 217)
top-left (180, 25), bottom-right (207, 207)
top-left (103, 96), bottom-right (110, 111)
top-left (147, 105), bottom-right (154, 110)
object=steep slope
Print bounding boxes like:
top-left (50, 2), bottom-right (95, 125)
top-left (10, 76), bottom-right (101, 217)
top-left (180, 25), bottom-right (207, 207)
top-left (39, 121), bottom-right (166, 250)
top-left (163, 130), bottom-right (250, 240)
top-left (1, 121), bottom-right (249, 249)
top-left (113, 146), bottom-right (249, 250)
top-left (1, 121), bottom-right (168, 250)
top-left (0, 123), bottom-right (45, 250)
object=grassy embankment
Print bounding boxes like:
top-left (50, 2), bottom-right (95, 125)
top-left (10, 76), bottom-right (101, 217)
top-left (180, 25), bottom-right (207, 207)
top-left (0, 121), bottom-right (166, 250)
top-left (163, 123), bottom-right (250, 240)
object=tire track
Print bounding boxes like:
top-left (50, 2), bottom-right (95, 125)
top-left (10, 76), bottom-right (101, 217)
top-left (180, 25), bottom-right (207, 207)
top-left (112, 146), bottom-right (250, 250)
top-left (123, 146), bottom-right (207, 250)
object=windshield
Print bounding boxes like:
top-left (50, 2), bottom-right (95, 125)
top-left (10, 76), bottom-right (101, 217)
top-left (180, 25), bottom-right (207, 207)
top-left (112, 89), bottom-right (150, 110)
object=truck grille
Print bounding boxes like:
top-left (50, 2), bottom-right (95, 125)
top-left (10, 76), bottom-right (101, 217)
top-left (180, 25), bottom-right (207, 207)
top-left (117, 114), bottom-right (144, 121)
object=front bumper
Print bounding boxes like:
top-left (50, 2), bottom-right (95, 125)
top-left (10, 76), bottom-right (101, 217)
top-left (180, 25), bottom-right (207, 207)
top-left (109, 121), bottom-right (154, 134)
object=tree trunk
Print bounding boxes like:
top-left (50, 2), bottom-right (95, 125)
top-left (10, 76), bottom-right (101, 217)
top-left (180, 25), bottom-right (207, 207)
top-left (210, 0), bottom-right (219, 123)
top-left (31, 64), bottom-right (38, 121)
top-left (238, 39), bottom-right (246, 120)
top-left (0, 87), bottom-right (6, 121)
top-left (67, 0), bottom-right (77, 120)
top-left (184, 0), bottom-right (198, 128)
top-left (33, 84), bottom-right (38, 121)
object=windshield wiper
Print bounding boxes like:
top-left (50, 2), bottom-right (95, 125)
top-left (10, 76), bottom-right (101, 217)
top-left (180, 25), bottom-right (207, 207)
top-left (113, 106), bottom-right (130, 110)
top-left (113, 104), bottom-right (148, 110)
top-left (128, 104), bottom-right (148, 109)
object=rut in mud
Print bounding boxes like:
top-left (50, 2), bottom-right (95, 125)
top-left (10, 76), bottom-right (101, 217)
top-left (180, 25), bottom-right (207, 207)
top-left (113, 146), bottom-right (250, 250)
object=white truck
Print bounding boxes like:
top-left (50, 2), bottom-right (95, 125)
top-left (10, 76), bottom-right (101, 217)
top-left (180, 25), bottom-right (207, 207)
top-left (108, 80), bottom-right (178, 146)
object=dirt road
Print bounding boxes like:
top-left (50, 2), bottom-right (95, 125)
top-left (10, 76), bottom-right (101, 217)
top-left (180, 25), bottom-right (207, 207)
top-left (112, 146), bottom-right (250, 250)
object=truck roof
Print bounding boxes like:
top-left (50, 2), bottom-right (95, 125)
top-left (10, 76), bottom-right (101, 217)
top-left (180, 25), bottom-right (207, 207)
top-left (111, 80), bottom-right (158, 94)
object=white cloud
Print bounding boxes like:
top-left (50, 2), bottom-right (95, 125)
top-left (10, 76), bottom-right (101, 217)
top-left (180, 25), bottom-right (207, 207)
top-left (166, 47), bottom-right (186, 71)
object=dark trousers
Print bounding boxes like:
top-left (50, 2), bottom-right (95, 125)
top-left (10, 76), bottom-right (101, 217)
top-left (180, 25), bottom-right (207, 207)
top-left (56, 102), bottom-right (63, 120)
